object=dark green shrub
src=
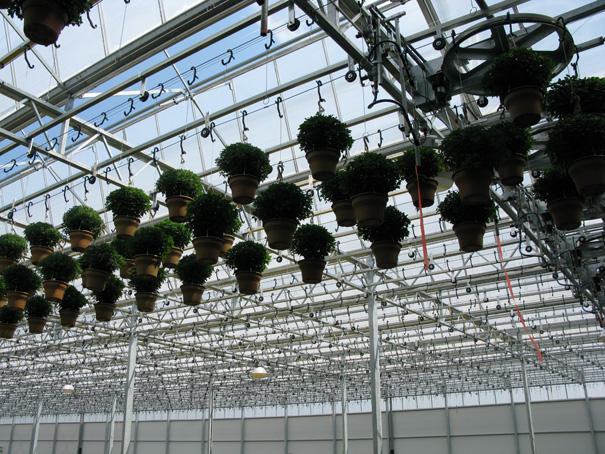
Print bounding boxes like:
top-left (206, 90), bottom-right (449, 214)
top-left (546, 114), bottom-right (605, 168)
top-left (317, 170), bottom-right (350, 203)
top-left (59, 285), bottom-right (87, 312)
top-left (0, 276), bottom-right (6, 301)
top-left (37, 252), bottom-right (81, 282)
top-left (297, 114), bottom-right (354, 154)
top-left (545, 75), bottom-right (605, 119)
top-left (185, 192), bottom-right (242, 237)
top-left (92, 275), bottom-right (125, 306)
top-left (0, 233), bottom-right (27, 260)
top-left (25, 296), bottom-right (53, 319)
top-left (252, 182), bottom-right (312, 223)
top-left (224, 241), bottom-right (270, 273)
top-left (79, 243), bottom-right (124, 273)
top-left (23, 222), bottom-right (63, 248)
top-left (0, 305), bottom-right (23, 324)
top-left (155, 220), bottom-right (191, 249)
top-left (489, 121), bottom-right (534, 159)
top-left (7, 0), bottom-right (93, 26)
top-left (396, 147), bottom-right (444, 183)
top-left (1, 264), bottom-right (42, 293)
top-left (439, 125), bottom-right (498, 172)
top-left (438, 192), bottom-right (497, 225)
top-left (481, 47), bottom-right (554, 99)
top-left (155, 169), bottom-right (204, 198)
top-left (341, 152), bottom-right (401, 195)
top-left (174, 255), bottom-right (213, 286)
top-left (291, 224), bottom-right (335, 259)
top-left (126, 226), bottom-right (174, 260)
top-left (130, 268), bottom-right (167, 294)
top-left (62, 205), bottom-right (104, 238)
top-left (532, 167), bottom-right (580, 203)
top-left (105, 187), bottom-right (151, 218)
top-left (357, 206), bottom-right (411, 243)
top-left (216, 143), bottom-right (272, 181)
top-left (111, 238), bottom-right (132, 260)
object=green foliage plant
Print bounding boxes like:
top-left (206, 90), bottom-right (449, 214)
top-left (545, 75), bottom-right (605, 119)
top-left (216, 143), bottom-right (272, 181)
top-left (1, 264), bottom-right (42, 293)
top-left (481, 47), bottom-right (555, 99)
top-left (532, 167), bottom-right (580, 203)
top-left (155, 169), bottom-right (204, 198)
top-left (0, 305), bottom-right (24, 325)
top-left (59, 285), bottom-right (87, 312)
top-left (111, 238), bottom-right (133, 260)
top-left (438, 192), bottom-right (498, 225)
top-left (174, 255), bottom-right (213, 286)
top-left (105, 187), bottom-right (151, 218)
top-left (23, 222), bottom-right (63, 248)
top-left (25, 296), bottom-right (53, 319)
top-left (224, 241), bottom-right (270, 273)
top-left (130, 268), bottom-right (167, 294)
top-left (92, 275), bottom-right (125, 306)
top-left (546, 114), bottom-right (605, 168)
top-left (488, 121), bottom-right (534, 160)
top-left (185, 192), bottom-right (241, 238)
top-left (78, 243), bottom-right (124, 273)
top-left (0, 276), bottom-right (6, 301)
top-left (297, 114), bottom-right (354, 154)
top-left (439, 125), bottom-right (498, 172)
top-left (126, 226), bottom-right (174, 260)
top-left (0, 233), bottom-right (27, 260)
top-left (357, 206), bottom-right (411, 243)
top-left (62, 205), bottom-right (104, 238)
top-left (155, 220), bottom-right (191, 249)
top-left (341, 152), bottom-right (401, 196)
top-left (396, 147), bottom-right (444, 183)
top-left (7, 0), bottom-right (93, 26)
top-left (317, 170), bottom-right (350, 203)
top-left (37, 252), bottom-right (81, 282)
top-left (291, 224), bottom-right (335, 260)
top-left (252, 182), bottom-right (313, 223)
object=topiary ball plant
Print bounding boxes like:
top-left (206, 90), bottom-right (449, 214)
top-left (224, 241), bottom-right (271, 274)
top-left (92, 275), bottom-right (125, 307)
top-left (129, 267), bottom-right (167, 294)
top-left (489, 121), bottom-right (534, 186)
top-left (79, 243), bottom-right (124, 273)
top-left (175, 254), bottom-right (213, 306)
top-left (318, 170), bottom-right (356, 227)
top-left (396, 147), bottom-right (444, 208)
top-left (155, 219), bottom-right (191, 250)
top-left (533, 168), bottom-right (584, 231)
top-left (23, 222), bottom-right (63, 248)
top-left (37, 252), bottom-right (81, 283)
top-left (58, 285), bottom-right (87, 327)
top-left (25, 295), bottom-right (53, 320)
top-left (155, 169), bottom-right (203, 222)
top-left (291, 224), bottom-right (335, 260)
top-left (128, 226), bottom-right (174, 279)
top-left (185, 192), bottom-right (241, 238)
top-left (1, 264), bottom-right (42, 294)
top-left (545, 75), bottom-right (605, 119)
top-left (62, 205), bottom-right (104, 251)
top-left (106, 187), bottom-right (151, 238)
top-left (0, 233), bottom-right (28, 268)
top-left (0, 305), bottom-right (23, 338)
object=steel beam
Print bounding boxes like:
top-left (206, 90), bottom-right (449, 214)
top-left (284, 402), bottom-right (289, 454)
top-left (444, 388), bottom-right (452, 454)
top-left (520, 357), bottom-right (537, 454)
top-left (29, 401), bottom-right (42, 454)
top-left (207, 383), bottom-right (214, 454)
top-left (342, 375), bottom-right (349, 454)
top-left (387, 395), bottom-right (395, 454)
top-left (582, 381), bottom-right (598, 454)
top-left (367, 268), bottom-right (383, 454)
top-left (509, 386), bottom-right (521, 454)
top-left (77, 413), bottom-right (85, 454)
top-left (121, 306), bottom-right (138, 454)
top-left (107, 396), bottom-right (117, 454)
top-left (165, 411), bottom-right (171, 454)
top-left (240, 408), bottom-right (245, 454)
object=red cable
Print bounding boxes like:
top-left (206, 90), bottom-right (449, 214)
top-left (415, 165), bottom-right (429, 271)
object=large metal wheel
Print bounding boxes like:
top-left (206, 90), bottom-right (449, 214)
top-left (442, 14), bottom-right (575, 95)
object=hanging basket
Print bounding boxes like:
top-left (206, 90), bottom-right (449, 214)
top-left (452, 221), bottom-right (487, 252)
top-left (406, 179), bottom-right (438, 208)
top-left (0, 257), bottom-right (17, 272)
top-left (351, 192), bottom-right (389, 227)
top-left (94, 303), bottom-right (115, 322)
top-left (193, 236), bottom-right (223, 265)
top-left (162, 247), bottom-right (183, 269)
top-left (453, 168), bottom-right (493, 205)
top-left (228, 175), bottom-right (261, 205)
top-left (235, 271), bottom-right (262, 295)
top-left (120, 259), bottom-right (135, 280)
top-left (6, 291), bottom-right (29, 311)
top-left (81, 268), bottom-right (111, 292)
top-left (568, 155), bottom-right (605, 197)
top-left (59, 309), bottom-right (79, 328)
top-left (497, 154), bottom-right (527, 186)
top-left (134, 254), bottom-right (162, 279)
top-left (135, 292), bottom-right (158, 313)
top-left (547, 197), bottom-right (584, 231)
top-left (43, 280), bottom-right (68, 303)
top-left (69, 230), bottom-right (93, 252)
top-left (221, 234), bottom-right (235, 257)
top-left (298, 259), bottom-right (326, 284)
top-left (370, 241), bottom-right (402, 269)
top-left (305, 148), bottom-right (340, 181)
top-left (263, 218), bottom-right (298, 250)
top-left (181, 284), bottom-right (205, 306)
top-left (22, 0), bottom-right (69, 46)
top-left (114, 216), bottom-right (140, 239)
top-left (0, 323), bottom-right (18, 339)
top-left (331, 200), bottom-right (356, 227)
top-left (28, 318), bottom-right (47, 334)
top-left (166, 195), bottom-right (193, 223)
top-left (30, 246), bottom-right (53, 265)
top-left (503, 86), bottom-right (543, 127)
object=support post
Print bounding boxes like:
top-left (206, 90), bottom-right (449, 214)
top-left (444, 387), bottom-right (452, 454)
top-left (520, 356), bottom-right (536, 454)
top-left (509, 386), bottom-right (521, 454)
top-left (52, 416), bottom-right (59, 454)
top-left (582, 380), bottom-right (598, 454)
top-left (8, 417), bottom-right (15, 454)
top-left (165, 411), bottom-right (171, 454)
top-left (106, 396), bottom-right (117, 454)
top-left (201, 409), bottom-right (206, 454)
top-left (367, 269), bottom-right (383, 454)
top-left (29, 401), bottom-right (43, 454)
top-left (332, 400), bottom-right (337, 454)
top-left (121, 304), bottom-right (138, 454)
top-left (240, 408), bottom-right (246, 454)
top-left (284, 401), bottom-right (289, 454)
top-left (77, 413), bottom-right (85, 454)
top-left (342, 375), bottom-right (349, 454)
top-left (207, 382), bottom-right (214, 454)
top-left (387, 395), bottom-right (394, 454)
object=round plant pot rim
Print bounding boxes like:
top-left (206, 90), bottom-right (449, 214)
top-left (298, 257), bottom-right (327, 263)
top-left (351, 191), bottom-right (389, 197)
top-left (193, 235), bottom-right (223, 242)
top-left (546, 196), bottom-right (584, 206)
top-left (452, 220), bottom-right (487, 228)
top-left (6, 290), bottom-right (30, 296)
top-left (165, 194), bottom-right (194, 200)
top-left (228, 173), bottom-right (262, 181)
top-left (263, 217), bottom-right (299, 224)
top-left (59, 308), bottom-right (80, 314)
top-left (28, 317), bottom-right (47, 322)
top-left (43, 279), bottom-right (68, 284)
top-left (235, 270), bottom-right (263, 276)
top-left (370, 240), bottom-right (402, 246)
top-left (181, 283), bottom-right (206, 289)
top-left (31, 245), bottom-right (54, 250)
top-left (452, 167), bottom-right (493, 177)
top-left (135, 291), bottom-right (159, 297)
top-left (95, 302), bottom-right (117, 308)
top-left (305, 147), bottom-right (341, 154)
top-left (406, 177), bottom-right (439, 185)
top-left (113, 215), bottom-right (140, 220)
top-left (83, 268), bottom-right (113, 276)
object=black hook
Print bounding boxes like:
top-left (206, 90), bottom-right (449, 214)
top-left (86, 10), bottom-right (98, 29)
top-left (45, 194), bottom-right (50, 213)
top-left (94, 112), bottom-right (108, 128)
top-left (316, 80), bottom-right (326, 105)
top-left (71, 125), bottom-right (82, 143)
top-left (7, 208), bottom-right (16, 221)
top-left (241, 110), bottom-right (250, 132)
top-left (45, 137), bottom-right (58, 151)
top-left (179, 135), bottom-right (187, 163)
top-left (124, 97), bottom-right (135, 117)
top-left (275, 96), bottom-right (284, 118)
top-left (54, 42), bottom-right (60, 49)
top-left (151, 83), bottom-right (166, 99)
top-left (26, 201), bottom-right (33, 218)
top-left (4, 159), bottom-right (16, 173)
top-left (23, 45), bottom-right (34, 69)
top-left (187, 66), bottom-right (199, 86)
top-left (306, 17), bottom-right (314, 26)
top-left (28, 150), bottom-right (37, 166)
top-left (127, 157), bottom-right (134, 178)
top-left (377, 129), bottom-right (383, 147)
top-left (104, 166), bottom-right (111, 182)
top-left (63, 186), bottom-right (70, 203)
top-left (265, 29), bottom-right (275, 50)
top-left (222, 49), bottom-right (234, 66)
top-left (152, 147), bottom-right (159, 167)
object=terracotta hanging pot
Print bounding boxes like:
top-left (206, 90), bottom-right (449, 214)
top-left (22, 0), bottom-right (69, 46)
top-left (133, 254), bottom-right (162, 279)
top-left (94, 303), bottom-right (115, 322)
top-left (305, 148), bottom-right (340, 181)
top-left (0, 323), bottom-right (18, 339)
top-left (0, 257), bottom-right (17, 272)
top-left (453, 168), bottom-right (493, 205)
top-left (69, 230), bottom-right (93, 252)
top-left (452, 222), bottom-right (487, 252)
top-left (547, 197), bottom-right (584, 231)
top-left (193, 236), bottom-right (223, 265)
top-left (351, 193), bottom-right (388, 227)
top-left (235, 271), bottom-right (262, 295)
top-left (406, 179), bottom-right (438, 208)
top-left (181, 284), bottom-right (205, 306)
top-left (497, 154), bottom-right (527, 186)
top-left (503, 86), bottom-right (543, 127)
top-left (166, 195), bottom-right (193, 223)
top-left (220, 234), bottom-right (235, 257)
top-left (331, 200), bottom-right (356, 227)
top-left (162, 247), bottom-right (183, 269)
top-left (370, 241), bottom-right (402, 269)
top-left (567, 155), bottom-right (605, 197)
top-left (298, 259), bottom-right (326, 284)
top-left (114, 216), bottom-right (140, 239)
top-left (263, 218), bottom-right (297, 250)
top-left (6, 291), bottom-right (29, 311)
top-left (43, 280), bottom-right (68, 303)
top-left (30, 246), bottom-right (53, 265)
top-left (28, 317), bottom-right (47, 334)
top-left (135, 292), bottom-right (158, 313)
top-left (228, 175), bottom-right (260, 205)
top-left (120, 259), bottom-right (135, 280)
top-left (81, 268), bottom-right (111, 292)
top-left (59, 309), bottom-right (79, 328)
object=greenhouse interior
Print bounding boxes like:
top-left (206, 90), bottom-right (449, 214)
top-left (1, 0), bottom-right (605, 453)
